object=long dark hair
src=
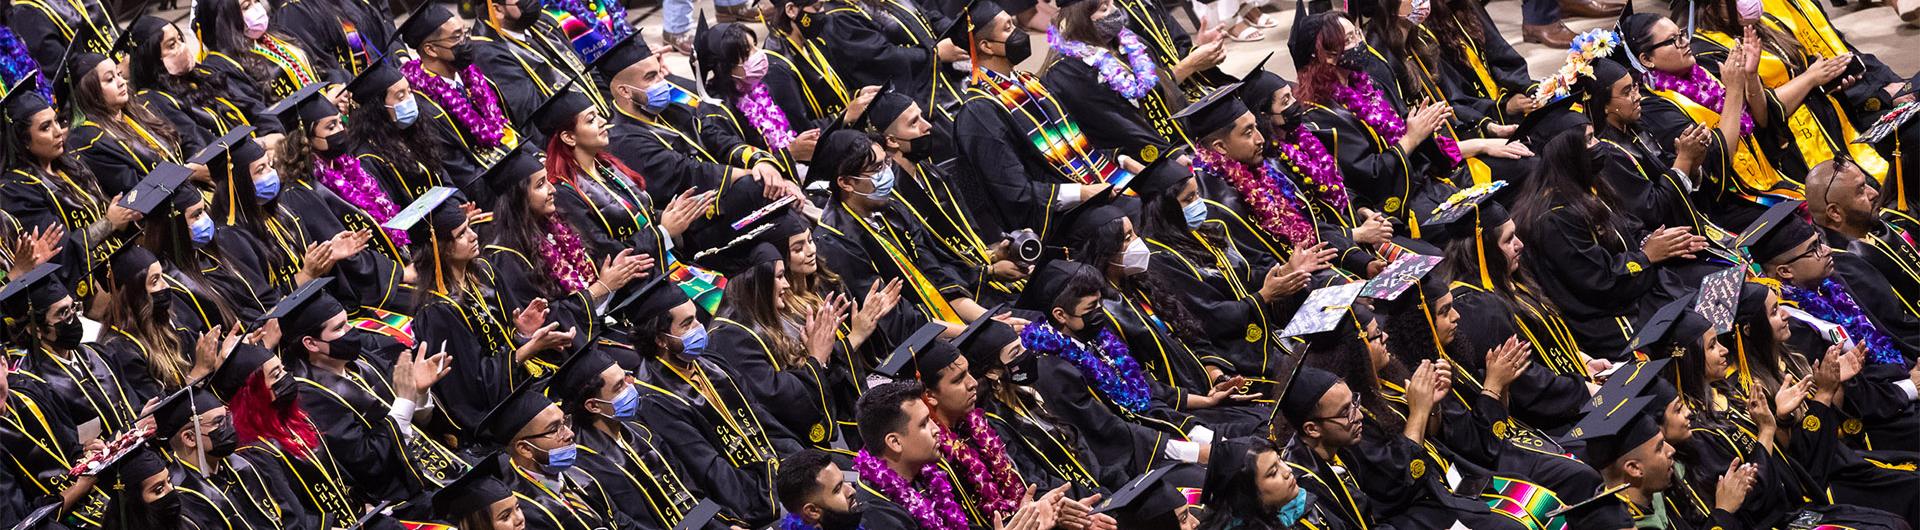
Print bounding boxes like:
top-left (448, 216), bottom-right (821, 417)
top-left (1435, 220), bottom-right (1559, 318)
top-left (1512, 129), bottom-right (1634, 252)
top-left (139, 195), bottom-right (240, 327)
top-left (719, 259), bottom-right (807, 366)
top-left (1304, 308), bottom-right (1406, 433)
top-left (1071, 214), bottom-right (1206, 339)
top-left (1354, 0), bottom-right (1435, 79)
top-left (6, 103), bottom-right (101, 193)
top-left (1719, 282), bottom-right (1809, 397)
top-left (345, 90), bottom-right (445, 180)
top-left (99, 250), bottom-right (187, 389)
top-left (698, 23), bottom-right (757, 102)
top-left (1422, 0), bottom-right (1486, 67)
top-left (489, 165), bottom-right (576, 297)
top-left (74, 58), bottom-right (182, 161)
top-left (1684, 0), bottom-right (1801, 63)
top-left (127, 17), bottom-right (242, 120)
top-left (1050, 0), bottom-right (1111, 54)
top-left (1197, 438), bottom-right (1287, 530)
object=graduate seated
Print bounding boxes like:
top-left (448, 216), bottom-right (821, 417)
top-left (850, 381), bottom-right (1062, 530)
top-left (775, 449), bottom-right (866, 530)
top-left (1195, 438), bottom-right (1345, 530)
top-left (468, 377), bottom-right (644, 529)
top-left (1804, 159), bottom-right (1920, 353)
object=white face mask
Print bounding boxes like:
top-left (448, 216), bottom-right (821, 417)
top-left (1736, 0), bottom-right (1762, 20)
top-left (1405, 0), bottom-right (1431, 23)
top-left (1119, 238), bottom-right (1150, 276)
top-left (242, 2), bottom-right (270, 39)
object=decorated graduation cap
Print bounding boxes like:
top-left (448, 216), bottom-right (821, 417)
top-left (877, 322), bottom-right (959, 384)
top-left (1279, 283), bottom-right (1367, 339)
top-left (210, 342), bottom-right (277, 402)
top-left (11, 495), bottom-right (64, 530)
top-left (1095, 465), bottom-right (1187, 527)
top-left (1562, 394), bottom-right (1663, 471)
top-left (1359, 253), bottom-right (1444, 302)
top-left (432, 452), bottom-right (514, 521)
top-left (590, 28), bottom-right (653, 78)
top-left (266, 277), bottom-right (346, 341)
top-left (1734, 200), bottom-right (1816, 265)
top-left (1580, 357), bottom-right (1672, 415)
top-left (1507, 92), bottom-right (1581, 146)
top-left (265, 83), bottom-right (340, 135)
top-left (1174, 82), bottom-right (1252, 141)
top-left (385, 186), bottom-right (466, 291)
top-left (120, 162), bottom-right (194, 215)
top-left (472, 377), bottom-right (558, 447)
top-left (148, 383), bottom-right (224, 443)
top-left (399, 2), bottom-right (459, 50)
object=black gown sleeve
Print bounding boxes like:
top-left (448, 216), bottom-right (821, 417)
top-left (953, 97), bottom-right (1058, 238)
top-left (607, 121), bottom-right (733, 199)
top-left (415, 299), bottom-right (516, 430)
top-left (634, 389), bottom-right (779, 523)
top-left (1305, 108), bottom-right (1412, 214)
top-left (1030, 356), bottom-right (1169, 476)
top-left (293, 375), bottom-right (413, 503)
top-left (705, 320), bottom-right (831, 442)
top-left (67, 126), bottom-right (148, 196)
top-left (1038, 59), bottom-right (1167, 158)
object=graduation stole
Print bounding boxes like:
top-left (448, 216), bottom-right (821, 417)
top-left (891, 161), bottom-right (1019, 296)
top-left (1140, 237), bottom-right (1270, 376)
top-left (427, 286), bottom-right (513, 359)
top-left (36, 347), bottom-right (139, 433)
top-left (1448, 18), bottom-right (1507, 121)
top-left (619, 106), bottom-right (723, 165)
top-left (1644, 85), bottom-right (1803, 205)
top-left (1, 385), bottom-right (110, 526)
top-left (984, 407), bottom-right (1103, 493)
top-left (1696, 30), bottom-right (1888, 180)
top-left (832, 0), bottom-right (962, 120)
top-left (244, 440), bottom-right (358, 524)
top-left (712, 318), bottom-right (841, 446)
top-left (357, 154), bottom-right (438, 202)
top-left (1861, 221), bottom-right (1920, 319)
top-left (1449, 282), bottom-right (1584, 377)
top-left (1595, 138), bottom-right (1741, 260)
top-left (766, 37), bottom-right (851, 118)
top-left (1760, 0), bottom-right (1850, 61)
top-left (1400, 33), bottom-right (1488, 184)
top-left (16, 0), bottom-right (112, 54)
top-left (298, 369), bottom-right (466, 488)
top-left (831, 203), bottom-right (962, 323)
top-left (971, 69), bottom-right (1136, 186)
top-left (657, 360), bottom-right (779, 466)
top-left (250, 35), bottom-right (321, 99)
top-left (555, 165), bottom-right (650, 242)
top-left (1483, 477), bottom-right (1569, 530)
top-left (509, 460), bottom-right (611, 528)
top-left (579, 427), bottom-right (699, 524)
top-left (1294, 452), bottom-right (1371, 530)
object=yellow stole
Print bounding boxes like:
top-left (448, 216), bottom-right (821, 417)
top-left (1645, 83), bottom-right (1803, 202)
top-left (1697, 30), bottom-right (1888, 179)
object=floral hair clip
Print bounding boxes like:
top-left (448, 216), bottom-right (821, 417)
top-left (1532, 29), bottom-right (1622, 103)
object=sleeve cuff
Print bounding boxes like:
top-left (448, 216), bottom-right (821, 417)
top-left (1164, 440), bottom-right (1202, 463)
top-left (1896, 379), bottom-right (1918, 402)
top-left (389, 397), bottom-right (420, 439)
top-left (1188, 426), bottom-right (1216, 446)
top-left (1055, 184), bottom-right (1083, 210)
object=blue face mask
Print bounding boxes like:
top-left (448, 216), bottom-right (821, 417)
top-left (644, 82), bottom-right (680, 112)
top-left (1182, 199), bottom-right (1208, 229)
top-left (859, 166), bottom-right (896, 199)
top-left (602, 385), bottom-right (640, 420)
top-left (390, 95), bottom-right (419, 127)
top-left (189, 214), bottom-right (216, 246)
top-left (531, 441), bottom-right (577, 471)
top-left (252, 169), bottom-right (281, 202)
top-left (677, 325), bottom-right (709, 357)
top-left (1275, 490), bottom-right (1316, 525)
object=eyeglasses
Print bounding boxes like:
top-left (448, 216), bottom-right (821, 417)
top-left (527, 415), bottom-right (574, 439)
top-left (1645, 33), bottom-right (1691, 52)
top-left (1311, 399), bottom-right (1362, 423)
top-left (1783, 241), bottom-right (1831, 264)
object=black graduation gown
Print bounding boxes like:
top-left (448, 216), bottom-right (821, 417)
top-left (1421, 9), bottom-right (1533, 128)
top-left (813, 0), bottom-right (958, 122)
top-left (68, 119), bottom-right (178, 197)
top-left (132, 89), bottom-right (228, 155)
top-left (198, 52), bottom-right (289, 137)
top-left (706, 317), bottom-right (862, 453)
top-left (0, 167), bottom-right (136, 286)
top-left (702, 97), bottom-right (800, 176)
top-left (853, 478), bottom-right (983, 530)
top-left (1444, 285), bottom-right (1587, 431)
top-left (1112, 0), bottom-right (1223, 98)
top-left (1847, 211), bottom-right (1920, 338)
top-left (478, 243), bottom-right (601, 356)
top-left (1338, 409), bottom-right (1527, 530)
top-left (889, 158), bottom-right (1012, 299)
top-left (1038, 54), bottom-right (1182, 164)
top-left (1520, 203), bottom-right (1661, 359)
top-left (409, 69), bottom-right (520, 200)
top-left (1027, 354), bottom-right (1180, 478)
top-left (574, 421), bottom-right (735, 530)
top-left (0, 371), bottom-right (111, 527)
top-left (602, 106), bottom-right (771, 263)
top-left (1300, 101), bottom-right (1459, 234)
top-left (631, 356), bottom-right (789, 525)
top-left (231, 436), bottom-right (361, 529)
top-left (982, 389), bottom-right (1122, 500)
top-left (1781, 400), bottom-right (1920, 525)
top-left (1281, 438), bottom-right (1382, 530)
top-left (169, 458), bottom-right (284, 530)
top-left (506, 459), bottom-right (641, 530)
top-left (18, 345), bottom-right (141, 437)
top-left (1142, 234), bottom-right (1284, 381)
top-left (278, 180), bottom-right (409, 313)
top-left (413, 281), bottom-right (525, 432)
top-left (92, 325), bottom-right (200, 407)
top-left (815, 204), bottom-right (968, 332)
top-left (1196, 153), bottom-right (1375, 277)
top-left (1824, 226), bottom-right (1920, 355)
top-left (6, 0), bottom-right (112, 67)
top-left (550, 161), bottom-right (668, 260)
top-left (1634, 81), bottom-right (1791, 231)
top-left (953, 71), bottom-right (1130, 241)
top-left (472, 23), bottom-right (569, 128)
top-left (204, 221), bottom-right (300, 323)
top-left (763, 34), bottom-right (849, 128)
top-left (355, 152), bottom-right (443, 206)
top-left (290, 357), bottom-right (465, 506)
top-left (271, 0), bottom-right (394, 77)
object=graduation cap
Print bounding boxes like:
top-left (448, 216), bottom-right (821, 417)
top-left (1359, 254), bottom-right (1444, 301)
top-left (590, 27), bottom-right (653, 78)
top-left (1174, 83), bottom-right (1252, 141)
top-left (858, 82), bottom-right (915, 133)
top-left (399, 2), bottom-right (460, 50)
top-left (265, 277), bottom-right (345, 341)
top-left (1561, 395), bottom-right (1662, 471)
top-left (525, 78), bottom-right (593, 139)
top-left (210, 343), bottom-right (277, 402)
top-left (471, 377), bottom-right (558, 446)
top-left (264, 82), bottom-right (340, 135)
top-left (672, 499), bottom-right (726, 530)
top-left (1277, 363), bottom-right (1342, 425)
top-left (195, 125), bottom-right (263, 168)
top-left (1733, 200), bottom-right (1815, 264)
top-left (876, 322), bottom-right (955, 384)
top-left (1506, 93), bottom-right (1580, 144)
top-left (108, 445), bottom-right (170, 487)
top-left (1579, 358), bottom-right (1672, 414)
top-left (477, 140), bottom-right (546, 198)
top-left (384, 186), bottom-right (463, 243)
top-left (1094, 465), bottom-right (1186, 527)
top-left (1278, 283), bottom-right (1366, 339)
top-left (1424, 181), bottom-right (1510, 227)
top-left (937, 0), bottom-right (1006, 49)
top-left (1623, 295), bottom-right (1711, 359)
top-left (431, 452), bottom-right (514, 521)
top-left (607, 275), bottom-right (692, 329)
top-left (2, 76), bottom-right (54, 150)
top-left (1615, 0), bottom-right (1663, 73)
top-left (118, 162), bottom-right (193, 215)
top-left (955, 310), bottom-right (1019, 376)
top-left (344, 0), bottom-right (428, 106)
top-left (550, 347), bottom-right (621, 406)
top-left (0, 263), bottom-right (63, 324)
top-left (148, 383), bottom-right (224, 443)
top-left (8, 496), bottom-right (63, 530)
top-left (1288, 0), bottom-right (1333, 71)
top-left (1234, 53), bottom-right (1291, 115)
top-left (1694, 267), bottom-right (1744, 334)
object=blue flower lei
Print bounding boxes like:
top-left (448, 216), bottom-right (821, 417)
top-left (1782, 278), bottom-right (1904, 366)
top-left (777, 514), bottom-right (861, 530)
top-left (1020, 322), bottom-right (1153, 413)
top-left (1044, 27), bottom-right (1159, 100)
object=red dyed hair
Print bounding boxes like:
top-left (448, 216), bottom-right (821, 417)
top-left (544, 115), bottom-right (648, 192)
top-left (1296, 11), bottom-right (1357, 106)
top-left (229, 369), bottom-right (321, 459)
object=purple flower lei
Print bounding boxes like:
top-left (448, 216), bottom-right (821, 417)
top-left (1644, 65), bottom-right (1754, 137)
top-left (934, 408), bottom-right (1026, 517)
top-left (735, 82), bottom-right (797, 150)
top-left (1330, 71), bottom-right (1461, 165)
top-left (540, 215), bottom-right (599, 292)
top-left (1269, 124), bottom-right (1349, 210)
top-left (852, 450), bottom-right (970, 530)
top-left (1020, 322), bottom-right (1153, 413)
top-left (314, 153), bottom-right (409, 246)
top-left (0, 26), bottom-right (49, 102)
top-left (402, 60), bottom-right (510, 147)
top-left (1046, 27), bottom-right (1160, 99)
top-left (777, 514), bottom-right (860, 530)
top-left (1194, 147), bottom-right (1317, 247)
top-left (1781, 278), bottom-right (1904, 366)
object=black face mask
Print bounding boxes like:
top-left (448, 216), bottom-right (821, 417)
top-left (312, 131), bottom-right (351, 158)
top-left (820, 502), bottom-right (866, 530)
top-left (204, 421), bottom-right (239, 457)
top-left (798, 12), bottom-right (826, 39)
top-left (148, 292), bottom-right (173, 321)
top-left (506, 0), bottom-right (542, 32)
top-left (51, 317), bottom-right (83, 350)
top-left (449, 41), bottom-right (477, 70)
top-left (270, 375), bottom-right (298, 404)
top-left (997, 31), bottom-right (1032, 64)
top-left (1337, 47), bottom-right (1373, 71)
top-left (149, 492), bottom-right (182, 523)
top-left (323, 334), bottom-right (363, 361)
top-left (1006, 350), bottom-right (1039, 385)
top-left (895, 131), bottom-right (938, 161)
top-left (1075, 308), bottom-right (1109, 338)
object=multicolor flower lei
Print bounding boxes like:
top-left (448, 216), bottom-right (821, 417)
top-left (549, 0), bottom-right (630, 39)
top-left (1644, 64), bottom-right (1754, 137)
top-left (0, 26), bottom-right (49, 102)
top-left (540, 215), bottom-right (599, 292)
top-left (852, 449), bottom-right (969, 530)
top-left (736, 82), bottom-right (797, 150)
top-left (1195, 147), bottom-right (1318, 246)
top-left (402, 60), bottom-right (510, 147)
top-left (1020, 322), bottom-right (1153, 413)
top-left (1045, 27), bottom-right (1159, 99)
top-left (934, 408), bottom-right (1026, 518)
top-left (1268, 124), bottom-right (1348, 210)
top-left (1781, 278), bottom-right (1904, 366)
top-left (1332, 70), bottom-right (1461, 165)
top-left (1534, 29), bottom-right (1620, 102)
top-left (314, 153), bottom-right (408, 246)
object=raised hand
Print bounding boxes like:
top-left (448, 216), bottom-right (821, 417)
top-left (597, 249), bottom-right (654, 291)
top-left (1772, 374), bottom-right (1813, 420)
top-left (7, 225), bottom-right (65, 279)
top-left (1286, 241), bottom-right (1338, 275)
top-left (850, 279), bottom-right (903, 344)
top-left (660, 188), bottom-right (713, 238)
top-left (246, 319), bottom-right (281, 350)
top-left (1714, 458), bottom-right (1760, 512)
top-left (105, 193), bottom-right (144, 231)
top-left (843, 86), bottom-right (883, 124)
top-left (1642, 226), bottom-right (1708, 263)
top-left (804, 294), bottom-right (850, 364)
top-left (1352, 210), bottom-right (1394, 246)
top-left (513, 299), bottom-right (552, 337)
top-left (1483, 337), bottom-right (1533, 398)
top-left (1259, 264), bottom-right (1312, 302)
top-left (516, 323), bottom-right (576, 361)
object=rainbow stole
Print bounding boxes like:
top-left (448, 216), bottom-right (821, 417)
top-left (342, 20), bottom-right (369, 72)
top-left (351, 308), bottom-right (416, 348)
top-left (1483, 477), bottom-right (1568, 530)
top-left (668, 257), bottom-right (726, 315)
top-left (978, 71), bottom-right (1132, 187)
top-left (545, 6), bottom-right (628, 62)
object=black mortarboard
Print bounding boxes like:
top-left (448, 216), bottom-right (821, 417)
top-left (1094, 465), bottom-right (1183, 527)
top-left (1278, 283), bottom-right (1366, 339)
top-left (385, 186), bottom-right (464, 245)
top-left (1175, 83), bottom-right (1252, 140)
top-left (1562, 395), bottom-right (1662, 471)
top-left (812, 129), bottom-right (877, 183)
top-left (0, 263), bottom-right (62, 324)
top-left (195, 126), bottom-right (262, 169)
top-left (672, 500), bottom-right (726, 530)
top-left (1289, 0), bottom-right (1332, 70)
top-left (1624, 296), bottom-right (1703, 358)
top-left (432, 453), bottom-right (514, 520)
top-left (608, 275), bottom-right (692, 328)
top-left (1580, 358), bottom-right (1672, 414)
top-left (876, 322), bottom-right (951, 380)
top-left (745, 242), bottom-right (784, 270)
top-left (348, 61), bottom-right (405, 106)
top-left (1507, 93), bottom-right (1580, 144)
top-left (11, 496), bottom-right (63, 530)
top-left (860, 90), bottom-right (915, 134)
top-left (1418, 181), bottom-right (1512, 246)
top-left (1424, 181), bottom-right (1510, 226)
top-left (210, 343), bottom-right (276, 402)
top-left (1065, 205), bottom-right (1130, 249)
top-left (478, 141), bottom-right (545, 196)
top-left (2, 77), bottom-right (52, 133)
top-left (939, 0), bottom-right (1008, 47)
top-left (1278, 364), bottom-right (1341, 425)
top-left (551, 348), bottom-right (619, 405)
top-left (1014, 259), bottom-right (1099, 312)
top-left (120, 163), bottom-right (193, 215)
top-left (1735, 200), bottom-right (1815, 264)
top-left (399, 3), bottom-right (458, 50)
top-left (112, 446), bottom-right (169, 485)
top-left (265, 83), bottom-right (339, 135)
top-left (951, 303), bottom-right (1010, 353)
top-left (590, 28), bottom-right (653, 77)
top-left (528, 80), bottom-right (594, 138)
top-left (150, 384), bottom-right (223, 443)
top-left (269, 278), bottom-right (346, 341)
top-left (1127, 147), bottom-right (1193, 200)
top-left (959, 321), bottom-right (1019, 376)
top-left (1234, 54), bottom-right (1290, 115)
top-left (473, 378), bottom-right (556, 446)
top-left (1616, 0), bottom-right (1661, 73)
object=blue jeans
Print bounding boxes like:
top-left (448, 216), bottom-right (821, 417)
top-left (1523, 0), bottom-right (1560, 25)
top-left (665, 0), bottom-right (747, 34)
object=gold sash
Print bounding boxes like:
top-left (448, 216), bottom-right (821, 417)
top-left (1646, 86), bottom-right (1803, 202)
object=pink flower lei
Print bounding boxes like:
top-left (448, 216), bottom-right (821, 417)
top-left (540, 215), bottom-right (599, 292)
top-left (1644, 64), bottom-right (1754, 136)
top-left (1046, 27), bottom-right (1160, 99)
top-left (1330, 71), bottom-right (1461, 165)
top-left (933, 408), bottom-right (1026, 518)
top-left (735, 82), bottom-right (797, 150)
top-left (1268, 124), bottom-right (1349, 210)
top-left (853, 449), bottom-right (970, 530)
top-left (314, 153), bottom-right (409, 246)
top-left (401, 60), bottom-right (510, 147)
top-left (1194, 147), bottom-right (1318, 247)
